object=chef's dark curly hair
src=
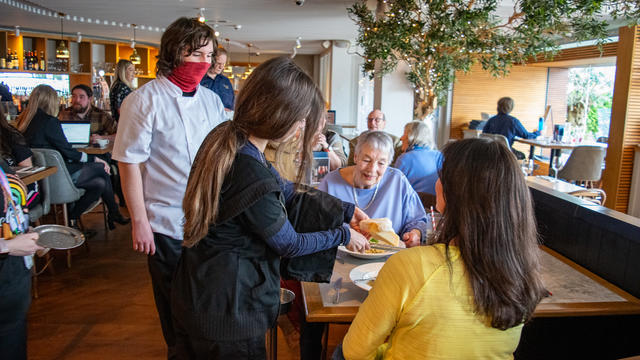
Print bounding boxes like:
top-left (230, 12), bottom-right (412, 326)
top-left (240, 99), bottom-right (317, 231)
top-left (156, 17), bottom-right (217, 77)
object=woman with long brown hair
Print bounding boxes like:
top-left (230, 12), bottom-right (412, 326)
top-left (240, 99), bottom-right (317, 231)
top-left (16, 84), bottom-right (128, 230)
top-left (338, 137), bottom-right (546, 359)
top-left (171, 56), bottom-right (369, 359)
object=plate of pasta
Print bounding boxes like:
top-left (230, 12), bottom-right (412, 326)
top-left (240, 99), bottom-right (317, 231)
top-left (338, 245), bottom-right (395, 259)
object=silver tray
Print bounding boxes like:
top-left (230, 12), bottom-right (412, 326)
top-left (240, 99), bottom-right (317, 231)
top-left (34, 225), bottom-right (85, 250)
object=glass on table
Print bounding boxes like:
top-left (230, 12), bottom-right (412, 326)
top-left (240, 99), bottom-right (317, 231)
top-left (521, 159), bottom-right (534, 176)
top-left (551, 154), bottom-right (562, 179)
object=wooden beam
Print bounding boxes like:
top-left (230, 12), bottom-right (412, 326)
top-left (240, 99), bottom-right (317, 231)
top-left (602, 26), bottom-right (640, 212)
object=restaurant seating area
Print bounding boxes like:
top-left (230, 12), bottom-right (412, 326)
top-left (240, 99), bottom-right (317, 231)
top-left (2, 1), bottom-right (640, 360)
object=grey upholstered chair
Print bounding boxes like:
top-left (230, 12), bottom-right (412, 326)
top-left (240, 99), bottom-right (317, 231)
top-left (557, 145), bottom-right (606, 188)
top-left (28, 150), bottom-right (51, 224)
top-left (31, 148), bottom-right (107, 268)
top-left (31, 148), bottom-right (84, 227)
top-left (480, 132), bottom-right (510, 148)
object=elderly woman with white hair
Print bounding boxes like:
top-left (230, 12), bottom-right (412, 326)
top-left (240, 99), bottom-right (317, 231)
top-left (395, 121), bottom-right (441, 195)
top-left (319, 131), bottom-right (427, 247)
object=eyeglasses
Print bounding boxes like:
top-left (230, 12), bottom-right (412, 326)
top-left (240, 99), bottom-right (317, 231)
top-left (368, 117), bottom-right (384, 123)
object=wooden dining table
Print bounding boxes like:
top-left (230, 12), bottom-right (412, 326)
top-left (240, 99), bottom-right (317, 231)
top-left (514, 138), bottom-right (607, 176)
top-left (301, 245), bottom-right (640, 357)
top-left (14, 166), bottom-right (57, 185)
top-left (526, 176), bottom-right (586, 194)
top-left (77, 142), bottom-right (113, 155)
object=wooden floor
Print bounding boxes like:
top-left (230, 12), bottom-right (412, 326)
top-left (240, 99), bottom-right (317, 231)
top-left (26, 211), bottom-right (347, 359)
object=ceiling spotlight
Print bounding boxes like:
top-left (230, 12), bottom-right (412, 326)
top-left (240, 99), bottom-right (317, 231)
top-left (322, 40), bottom-right (331, 49)
top-left (234, 24), bottom-right (242, 30)
top-left (77, 32), bottom-right (82, 43)
top-left (198, 8), bottom-right (206, 23)
top-left (296, 37), bottom-right (302, 49)
top-left (295, 0), bottom-right (305, 6)
top-left (14, 25), bottom-right (19, 37)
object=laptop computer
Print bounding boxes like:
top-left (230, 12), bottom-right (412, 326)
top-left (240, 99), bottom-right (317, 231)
top-left (60, 122), bottom-right (91, 148)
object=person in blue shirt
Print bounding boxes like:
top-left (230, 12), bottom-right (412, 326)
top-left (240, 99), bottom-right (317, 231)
top-left (483, 97), bottom-right (539, 159)
top-left (200, 47), bottom-right (235, 112)
top-left (0, 82), bottom-right (12, 102)
top-left (394, 121), bottom-right (441, 195)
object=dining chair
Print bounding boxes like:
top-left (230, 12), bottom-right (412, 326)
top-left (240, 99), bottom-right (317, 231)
top-left (31, 148), bottom-right (107, 268)
top-left (29, 150), bottom-right (54, 298)
top-left (27, 149), bottom-right (51, 224)
top-left (417, 192), bottom-right (437, 210)
top-left (480, 132), bottom-right (510, 148)
top-left (556, 145), bottom-right (606, 188)
top-left (568, 188), bottom-right (607, 206)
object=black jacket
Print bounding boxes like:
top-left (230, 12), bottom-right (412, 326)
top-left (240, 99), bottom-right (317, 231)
top-left (23, 108), bottom-right (94, 174)
top-left (171, 152), bottom-right (348, 341)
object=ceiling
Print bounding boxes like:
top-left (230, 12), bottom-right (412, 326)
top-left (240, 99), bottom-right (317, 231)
top-left (0, 0), bottom-right (619, 56)
top-left (0, 0), bottom-right (372, 55)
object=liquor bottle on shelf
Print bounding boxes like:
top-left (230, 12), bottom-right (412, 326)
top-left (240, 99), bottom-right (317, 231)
top-left (39, 51), bottom-right (45, 72)
top-left (32, 51), bottom-right (39, 71)
top-left (0, 50), bottom-right (5, 69)
top-left (13, 50), bottom-right (19, 70)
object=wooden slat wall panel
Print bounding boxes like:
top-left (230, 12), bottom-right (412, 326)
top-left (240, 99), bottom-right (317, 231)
top-left (534, 42), bottom-right (618, 63)
top-left (545, 68), bottom-right (569, 135)
top-left (603, 26), bottom-right (640, 213)
top-left (450, 64), bottom-right (548, 142)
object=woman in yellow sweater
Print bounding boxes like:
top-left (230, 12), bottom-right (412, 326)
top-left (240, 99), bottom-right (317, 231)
top-left (339, 137), bottom-right (547, 359)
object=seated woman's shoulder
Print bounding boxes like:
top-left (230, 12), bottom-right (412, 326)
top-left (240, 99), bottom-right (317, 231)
top-left (385, 245), bottom-right (449, 277)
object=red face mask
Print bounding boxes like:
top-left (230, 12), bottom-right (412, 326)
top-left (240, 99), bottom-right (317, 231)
top-left (167, 61), bottom-right (210, 93)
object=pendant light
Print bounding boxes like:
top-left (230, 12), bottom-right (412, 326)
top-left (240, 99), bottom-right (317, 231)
top-left (243, 43), bottom-right (253, 79)
top-left (129, 24), bottom-right (141, 65)
top-left (55, 13), bottom-right (70, 59)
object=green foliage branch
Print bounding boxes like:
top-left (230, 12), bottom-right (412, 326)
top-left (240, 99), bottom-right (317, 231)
top-left (348, 0), bottom-right (640, 117)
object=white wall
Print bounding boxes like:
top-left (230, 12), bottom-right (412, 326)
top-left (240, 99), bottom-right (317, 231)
top-left (329, 45), bottom-right (360, 129)
top-left (378, 62), bottom-right (414, 137)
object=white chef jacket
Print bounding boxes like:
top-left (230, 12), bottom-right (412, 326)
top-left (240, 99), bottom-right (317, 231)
top-left (113, 76), bottom-right (225, 240)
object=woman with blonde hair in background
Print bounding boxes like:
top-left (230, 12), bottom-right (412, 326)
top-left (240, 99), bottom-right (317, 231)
top-left (109, 59), bottom-right (136, 122)
top-left (171, 56), bottom-right (369, 359)
top-left (16, 85), bottom-right (128, 229)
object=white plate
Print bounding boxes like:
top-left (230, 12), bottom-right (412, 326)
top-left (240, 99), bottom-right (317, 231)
top-left (338, 245), bottom-right (394, 259)
top-left (350, 262), bottom-right (385, 291)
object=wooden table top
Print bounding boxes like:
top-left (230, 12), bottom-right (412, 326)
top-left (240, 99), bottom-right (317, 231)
top-left (15, 166), bottom-right (57, 185)
top-left (77, 143), bottom-right (113, 155)
top-left (515, 138), bottom-right (607, 150)
top-left (526, 176), bottom-right (586, 193)
top-left (302, 246), bottom-right (640, 323)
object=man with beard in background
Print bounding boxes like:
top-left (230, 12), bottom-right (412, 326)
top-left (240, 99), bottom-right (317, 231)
top-left (59, 84), bottom-right (117, 144)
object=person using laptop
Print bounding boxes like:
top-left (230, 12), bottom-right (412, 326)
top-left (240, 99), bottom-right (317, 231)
top-left (59, 84), bottom-right (117, 144)
top-left (15, 84), bottom-right (129, 230)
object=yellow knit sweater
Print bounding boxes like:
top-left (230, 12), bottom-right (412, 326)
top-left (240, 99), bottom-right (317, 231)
top-left (342, 244), bottom-right (523, 360)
